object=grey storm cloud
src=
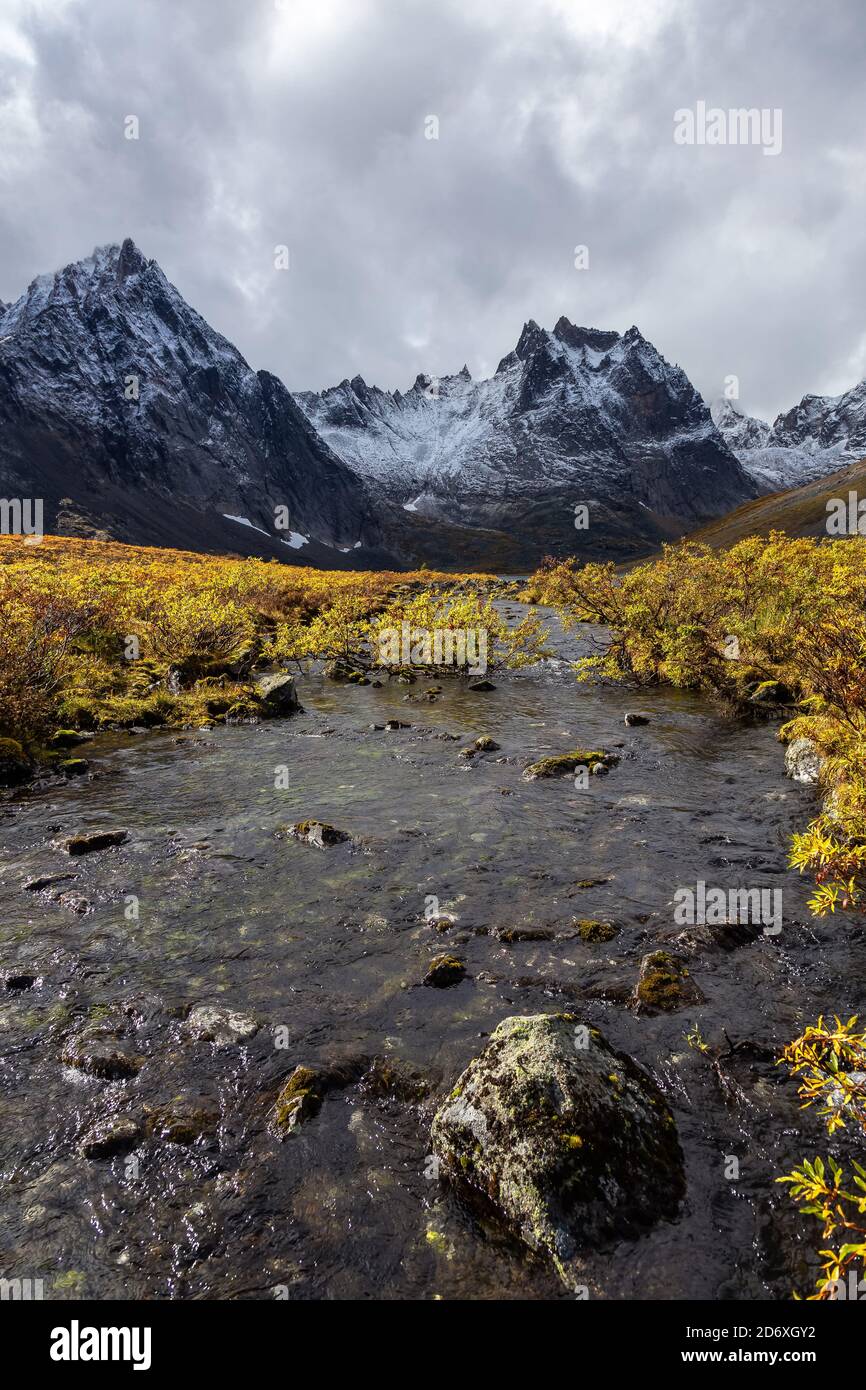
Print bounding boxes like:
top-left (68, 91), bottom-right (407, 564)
top-left (1, 0), bottom-right (864, 422)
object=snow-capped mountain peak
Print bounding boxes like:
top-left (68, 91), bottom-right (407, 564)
top-left (295, 315), bottom-right (754, 556)
top-left (715, 380), bottom-right (866, 492)
top-left (0, 239), bottom-right (375, 557)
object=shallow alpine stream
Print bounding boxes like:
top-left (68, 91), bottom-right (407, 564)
top-left (1, 605), bottom-right (862, 1301)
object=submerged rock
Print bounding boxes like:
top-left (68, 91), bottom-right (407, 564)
top-left (431, 1014), bottom-right (685, 1290)
top-left (784, 737), bottom-right (822, 785)
top-left (184, 1003), bottom-right (259, 1045)
top-left (144, 1092), bottom-right (220, 1145)
top-left (24, 872), bottom-right (78, 892)
top-left (61, 1028), bottom-right (144, 1080)
top-left (633, 951), bottom-right (704, 1013)
top-left (523, 749), bottom-right (619, 781)
top-left (468, 680), bottom-right (496, 692)
top-left (80, 1115), bottom-right (143, 1159)
top-left (423, 954), bottom-right (466, 987)
top-left (288, 820), bottom-right (349, 848)
top-left (253, 672), bottom-right (301, 715)
top-left (62, 829), bottom-right (128, 856)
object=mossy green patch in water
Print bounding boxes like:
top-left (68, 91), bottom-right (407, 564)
top-left (522, 748), bottom-right (618, 781)
top-left (575, 918), bottom-right (618, 943)
top-left (271, 1065), bottom-right (322, 1135)
top-left (634, 951), bottom-right (704, 1013)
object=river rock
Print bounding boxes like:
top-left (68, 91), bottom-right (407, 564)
top-left (784, 737), bottom-right (822, 784)
top-left (523, 749), bottom-right (619, 781)
top-left (144, 1092), bottom-right (220, 1144)
top-left (253, 672), bottom-right (300, 715)
top-left (468, 680), bottom-right (496, 692)
top-left (289, 820), bottom-right (349, 848)
top-left (574, 918), bottom-right (618, 943)
top-left (80, 1115), bottom-right (143, 1159)
top-left (633, 950), bottom-right (705, 1013)
top-left (0, 738), bottom-right (32, 786)
top-left (423, 954), bottom-right (466, 987)
top-left (24, 872), bottom-right (78, 892)
top-left (491, 925), bottom-right (556, 943)
top-left (62, 829), bottom-right (128, 856)
top-left (431, 1014), bottom-right (685, 1290)
top-left (184, 1003), bottom-right (259, 1046)
top-left (271, 1065), bottom-right (323, 1134)
top-left (61, 1028), bottom-right (144, 1080)
top-left (624, 712), bottom-right (650, 727)
top-left (47, 729), bottom-right (92, 749)
top-left (60, 758), bottom-right (89, 777)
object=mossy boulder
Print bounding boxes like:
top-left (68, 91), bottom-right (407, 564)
top-left (0, 737), bottom-right (32, 786)
top-left (749, 680), bottom-right (795, 706)
top-left (271, 1065), bottom-right (322, 1135)
top-left (431, 1014), bottom-right (685, 1290)
top-left (324, 658), bottom-right (368, 683)
top-left (523, 748), bottom-right (619, 781)
top-left (474, 735), bottom-right (500, 751)
top-left (60, 758), bottom-right (89, 777)
top-left (633, 951), bottom-right (704, 1013)
top-left (423, 954), bottom-right (466, 987)
top-left (575, 918), bottom-right (618, 944)
top-left (47, 729), bottom-right (89, 749)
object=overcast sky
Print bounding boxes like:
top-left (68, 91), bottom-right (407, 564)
top-left (1, 0), bottom-right (864, 422)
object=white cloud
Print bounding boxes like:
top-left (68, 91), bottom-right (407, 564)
top-left (0, 0), bottom-right (863, 422)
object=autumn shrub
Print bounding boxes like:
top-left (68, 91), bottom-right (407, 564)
top-left (0, 534), bottom-right (501, 743)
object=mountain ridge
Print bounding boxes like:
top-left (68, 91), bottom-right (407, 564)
top-left (4, 237), bottom-right (855, 570)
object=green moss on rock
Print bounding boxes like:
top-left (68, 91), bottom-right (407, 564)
top-left (271, 1065), bottom-right (322, 1135)
top-left (0, 737), bottom-right (31, 786)
top-left (634, 950), bottom-right (704, 1013)
top-left (575, 918), bottom-right (618, 943)
top-left (523, 748), bottom-right (619, 781)
top-left (430, 1014), bottom-right (685, 1291)
top-left (423, 954), bottom-right (466, 987)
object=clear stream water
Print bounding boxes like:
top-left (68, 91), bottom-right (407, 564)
top-left (1, 607), bottom-right (862, 1300)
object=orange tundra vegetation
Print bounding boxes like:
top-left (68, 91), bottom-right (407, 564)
top-left (0, 535), bottom-right (538, 766)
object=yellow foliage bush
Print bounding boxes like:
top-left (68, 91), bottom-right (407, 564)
top-left (0, 535), bottom-right (500, 743)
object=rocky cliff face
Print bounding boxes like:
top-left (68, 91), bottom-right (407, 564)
top-left (296, 316), bottom-right (756, 562)
top-left (0, 240), bottom-right (384, 564)
top-left (715, 381), bottom-right (866, 493)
